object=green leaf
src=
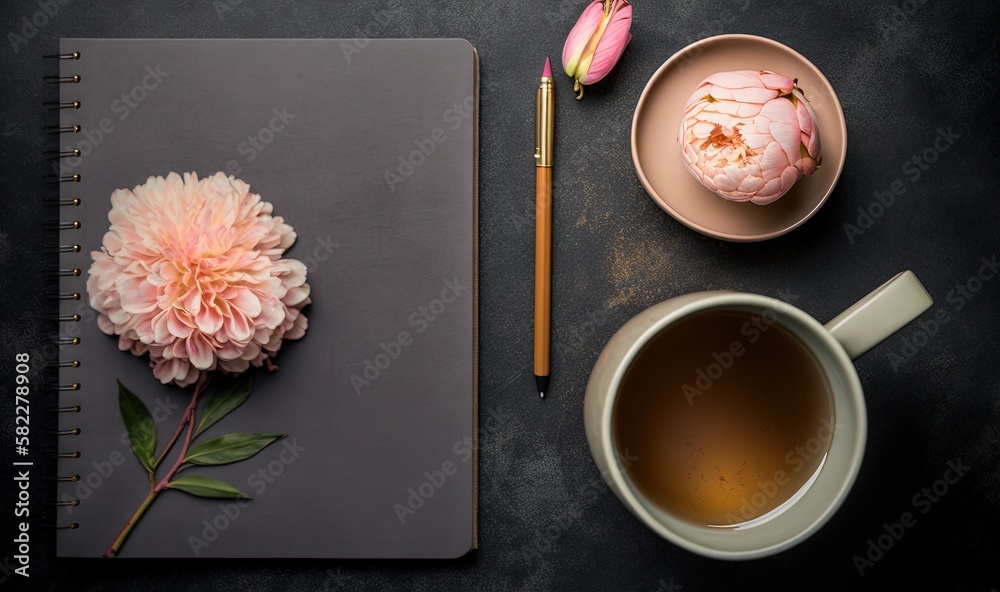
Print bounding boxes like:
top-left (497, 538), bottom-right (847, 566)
top-left (194, 378), bottom-right (253, 438)
top-left (167, 475), bottom-right (250, 499)
top-left (183, 433), bottom-right (285, 466)
top-left (118, 380), bottom-right (157, 474)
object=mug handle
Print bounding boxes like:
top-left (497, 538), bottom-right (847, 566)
top-left (824, 270), bottom-right (934, 360)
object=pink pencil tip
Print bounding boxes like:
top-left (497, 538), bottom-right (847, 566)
top-left (542, 57), bottom-right (552, 78)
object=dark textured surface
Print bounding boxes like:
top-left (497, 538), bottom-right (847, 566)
top-left (0, 0), bottom-right (997, 589)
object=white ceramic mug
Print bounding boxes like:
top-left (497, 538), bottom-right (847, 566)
top-left (584, 271), bottom-right (933, 559)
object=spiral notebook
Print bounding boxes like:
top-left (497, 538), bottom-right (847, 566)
top-left (53, 39), bottom-right (478, 558)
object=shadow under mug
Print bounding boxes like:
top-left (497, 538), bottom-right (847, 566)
top-left (584, 271), bottom-right (933, 560)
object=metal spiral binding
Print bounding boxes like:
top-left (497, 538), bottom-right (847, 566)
top-left (48, 50), bottom-right (82, 527)
top-left (46, 173), bottom-right (81, 182)
top-left (45, 150), bottom-right (81, 159)
top-left (44, 125), bottom-right (80, 134)
top-left (48, 314), bottom-right (81, 321)
top-left (45, 101), bottom-right (81, 110)
top-left (47, 269), bottom-right (81, 277)
top-left (50, 360), bottom-right (81, 369)
top-left (45, 221), bottom-right (80, 231)
top-left (45, 198), bottom-right (81, 207)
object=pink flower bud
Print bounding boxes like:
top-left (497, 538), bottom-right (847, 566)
top-left (678, 70), bottom-right (823, 205)
top-left (562, 0), bottom-right (633, 100)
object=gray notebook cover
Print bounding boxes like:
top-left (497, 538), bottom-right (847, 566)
top-left (56, 38), bottom-right (478, 558)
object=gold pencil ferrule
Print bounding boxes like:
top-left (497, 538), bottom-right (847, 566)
top-left (535, 77), bottom-right (554, 167)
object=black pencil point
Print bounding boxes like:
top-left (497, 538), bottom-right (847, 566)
top-left (535, 375), bottom-right (549, 399)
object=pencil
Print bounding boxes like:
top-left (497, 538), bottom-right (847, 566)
top-left (534, 58), bottom-right (554, 398)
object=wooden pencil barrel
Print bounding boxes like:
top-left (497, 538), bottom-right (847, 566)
top-left (534, 166), bottom-right (552, 378)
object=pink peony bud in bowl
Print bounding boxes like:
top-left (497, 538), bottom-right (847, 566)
top-left (562, 0), bottom-right (633, 100)
top-left (678, 70), bottom-right (822, 205)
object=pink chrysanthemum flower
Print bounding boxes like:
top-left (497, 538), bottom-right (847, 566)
top-left (87, 172), bottom-right (310, 387)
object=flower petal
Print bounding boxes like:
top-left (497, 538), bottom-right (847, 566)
top-left (562, 1), bottom-right (606, 78)
top-left (578, 3), bottom-right (632, 84)
top-left (186, 331), bottom-right (214, 370)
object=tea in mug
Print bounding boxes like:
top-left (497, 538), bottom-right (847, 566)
top-left (613, 308), bottom-right (835, 526)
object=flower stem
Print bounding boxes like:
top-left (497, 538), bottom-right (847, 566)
top-left (153, 379), bottom-right (206, 494)
top-left (103, 373), bottom-right (210, 558)
top-left (102, 489), bottom-right (158, 558)
top-left (153, 372), bottom-right (208, 470)
top-left (153, 409), bottom-right (190, 470)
